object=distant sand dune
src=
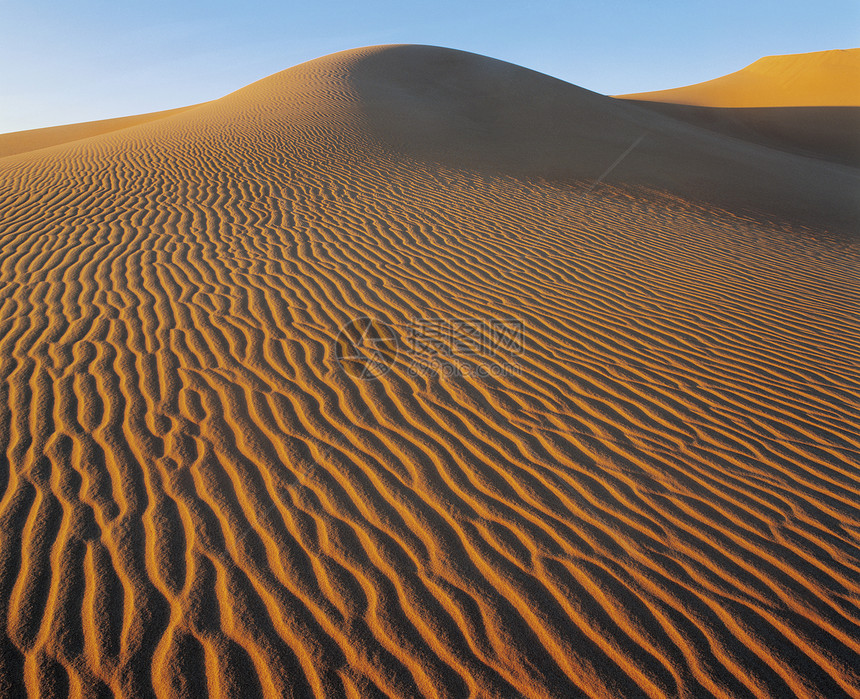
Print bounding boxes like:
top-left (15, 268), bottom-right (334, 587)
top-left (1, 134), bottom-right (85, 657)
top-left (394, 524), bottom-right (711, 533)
top-left (0, 45), bottom-right (858, 698)
top-left (617, 48), bottom-right (860, 107)
top-left (0, 105), bottom-right (203, 159)
top-left (617, 49), bottom-right (860, 167)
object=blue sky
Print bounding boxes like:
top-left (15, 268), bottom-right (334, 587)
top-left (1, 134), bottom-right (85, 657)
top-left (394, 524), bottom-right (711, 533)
top-left (1, 0), bottom-right (858, 133)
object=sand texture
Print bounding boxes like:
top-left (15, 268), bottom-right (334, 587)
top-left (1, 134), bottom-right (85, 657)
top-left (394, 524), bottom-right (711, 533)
top-left (0, 45), bottom-right (859, 698)
top-left (0, 106), bottom-right (204, 160)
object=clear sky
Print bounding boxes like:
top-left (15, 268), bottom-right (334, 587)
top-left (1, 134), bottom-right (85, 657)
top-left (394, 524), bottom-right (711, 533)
top-left (1, 0), bottom-right (858, 133)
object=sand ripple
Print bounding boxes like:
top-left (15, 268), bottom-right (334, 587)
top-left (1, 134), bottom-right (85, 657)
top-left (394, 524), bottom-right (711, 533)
top-left (0, 46), bottom-right (858, 698)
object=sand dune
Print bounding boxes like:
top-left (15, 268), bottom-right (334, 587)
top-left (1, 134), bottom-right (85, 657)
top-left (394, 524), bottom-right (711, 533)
top-left (617, 49), bottom-right (860, 108)
top-left (0, 105), bottom-right (203, 160)
top-left (0, 44), bottom-right (858, 698)
top-left (614, 103), bottom-right (860, 168)
top-left (616, 49), bottom-right (860, 168)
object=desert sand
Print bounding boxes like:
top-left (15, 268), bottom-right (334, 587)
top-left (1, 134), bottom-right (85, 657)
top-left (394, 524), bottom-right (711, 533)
top-left (616, 49), bottom-right (860, 108)
top-left (0, 44), bottom-right (858, 698)
top-left (618, 49), bottom-right (860, 168)
top-left (0, 106), bottom-right (203, 160)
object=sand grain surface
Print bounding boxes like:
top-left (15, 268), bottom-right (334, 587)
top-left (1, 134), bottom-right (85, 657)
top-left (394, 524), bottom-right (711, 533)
top-left (0, 45), bottom-right (859, 698)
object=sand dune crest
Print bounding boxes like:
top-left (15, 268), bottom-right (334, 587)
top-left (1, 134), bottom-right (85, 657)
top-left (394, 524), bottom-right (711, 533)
top-left (616, 48), bottom-right (860, 168)
top-left (617, 48), bottom-right (860, 107)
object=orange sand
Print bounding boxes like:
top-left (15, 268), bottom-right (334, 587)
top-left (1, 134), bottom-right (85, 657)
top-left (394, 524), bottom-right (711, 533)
top-left (617, 48), bottom-right (860, 107)
top-left (0, 45), bottom-right (858, 698)
top-left (0, 105), bottom-right (203, 159)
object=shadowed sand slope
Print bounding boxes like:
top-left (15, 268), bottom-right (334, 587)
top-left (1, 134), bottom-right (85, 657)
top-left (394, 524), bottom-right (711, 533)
top-left (0, 45), bottom-right (859, 698)
top-left (615, 103), bottom-right (860, 168)
top-left (617, 49), bottom-right (860, 107)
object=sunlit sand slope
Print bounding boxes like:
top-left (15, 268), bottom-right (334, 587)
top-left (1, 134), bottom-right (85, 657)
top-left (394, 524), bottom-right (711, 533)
top-left (0, 45), bottom-right (858, 699)
top-left (0, 105), bottom-right (203, 159)
top-left (617, 49), bottom-right (860, 107)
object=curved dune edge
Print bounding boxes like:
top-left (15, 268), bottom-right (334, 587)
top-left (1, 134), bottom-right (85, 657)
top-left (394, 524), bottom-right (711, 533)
top-left (0, 104), bottom-right (206, 159)
top-left (616, 48), bottom-right (860, 107)
top-left (0, 45), bottom-right (858, 698)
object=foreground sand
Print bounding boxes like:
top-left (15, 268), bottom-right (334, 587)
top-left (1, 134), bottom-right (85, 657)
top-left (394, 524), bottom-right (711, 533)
top-left (0, 45), bottom-right (858, 698)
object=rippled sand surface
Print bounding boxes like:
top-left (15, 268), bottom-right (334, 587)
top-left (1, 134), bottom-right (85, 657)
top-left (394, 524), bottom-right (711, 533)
top-left (0, 45), bottom-right (858, 698)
